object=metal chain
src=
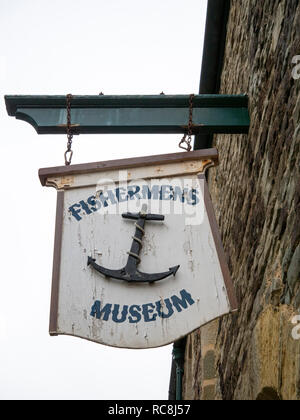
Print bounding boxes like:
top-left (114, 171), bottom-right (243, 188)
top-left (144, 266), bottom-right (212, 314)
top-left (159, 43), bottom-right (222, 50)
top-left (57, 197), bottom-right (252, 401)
top-left (179, 94), bottom-right (195, 152)
top-left (64, 93), bottom-right (73, 165)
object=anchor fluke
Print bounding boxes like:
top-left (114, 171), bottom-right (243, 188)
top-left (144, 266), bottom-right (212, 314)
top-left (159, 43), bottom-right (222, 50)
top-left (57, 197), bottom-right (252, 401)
top-left (170, 265), bottom-right (180, 276)
top-left (87, 256), bottom-right (95, 266)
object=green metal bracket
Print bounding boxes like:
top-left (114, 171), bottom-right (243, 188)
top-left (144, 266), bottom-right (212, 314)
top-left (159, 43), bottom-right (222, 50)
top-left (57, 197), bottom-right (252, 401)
top-left (173, 340), bottom-right (186, 401)
top-left (4, 94), bottom-right (249, 135)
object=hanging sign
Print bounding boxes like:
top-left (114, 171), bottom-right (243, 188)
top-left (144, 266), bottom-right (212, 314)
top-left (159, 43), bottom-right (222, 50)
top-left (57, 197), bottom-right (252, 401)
top-left (39, 149), bottom-right (237, 349)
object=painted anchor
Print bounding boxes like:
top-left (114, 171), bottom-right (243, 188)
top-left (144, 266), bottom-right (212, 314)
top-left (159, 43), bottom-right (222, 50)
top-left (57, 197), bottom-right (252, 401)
top-left (87, 205), bottom-right (180, 283)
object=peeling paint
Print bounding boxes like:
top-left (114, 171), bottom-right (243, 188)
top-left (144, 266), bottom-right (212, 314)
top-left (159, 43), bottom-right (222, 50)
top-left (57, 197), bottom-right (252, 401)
top-left (51, 168), bottom-right (234, 348)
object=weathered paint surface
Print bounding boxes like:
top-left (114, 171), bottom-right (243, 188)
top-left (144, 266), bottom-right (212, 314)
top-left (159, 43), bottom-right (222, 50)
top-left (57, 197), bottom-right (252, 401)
top-left (43, 157), bottom-right (236, 348)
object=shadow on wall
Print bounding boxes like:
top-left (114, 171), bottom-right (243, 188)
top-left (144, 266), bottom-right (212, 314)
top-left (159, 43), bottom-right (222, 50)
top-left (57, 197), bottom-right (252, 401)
top-left (256, 387), bottom-right (281, 401)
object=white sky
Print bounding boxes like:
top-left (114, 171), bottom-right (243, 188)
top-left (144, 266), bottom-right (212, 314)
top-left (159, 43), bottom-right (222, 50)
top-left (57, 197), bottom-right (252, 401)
top-left (0, 0), bottom-right (207, 400)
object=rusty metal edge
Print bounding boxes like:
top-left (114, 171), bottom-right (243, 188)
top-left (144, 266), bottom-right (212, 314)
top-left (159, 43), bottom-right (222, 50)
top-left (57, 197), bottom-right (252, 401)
top-left (39, 148), bottom-right (219, 187)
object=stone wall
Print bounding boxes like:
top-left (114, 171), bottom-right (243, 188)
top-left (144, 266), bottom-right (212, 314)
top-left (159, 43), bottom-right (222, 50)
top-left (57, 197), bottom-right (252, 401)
top-left (183, 0), bottom-right (300, 400)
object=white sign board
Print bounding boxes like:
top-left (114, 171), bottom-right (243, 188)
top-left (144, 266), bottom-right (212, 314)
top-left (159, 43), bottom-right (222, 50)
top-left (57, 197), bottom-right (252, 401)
top-left (39, 149), bottom-right (237, 349)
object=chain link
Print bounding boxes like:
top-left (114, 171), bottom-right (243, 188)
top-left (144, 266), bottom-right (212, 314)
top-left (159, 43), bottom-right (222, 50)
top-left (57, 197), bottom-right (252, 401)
top-left (178, 94), bottom-right (195, 152)
top-left (64, 93), bottom-right (73, 166)
top-left (63, 93), bottom-right (194, 163)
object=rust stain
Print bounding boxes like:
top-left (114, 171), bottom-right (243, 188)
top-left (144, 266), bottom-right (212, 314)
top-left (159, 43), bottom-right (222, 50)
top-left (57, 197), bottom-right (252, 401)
top-left (197, 159), bottom-right (214, 173)
top-left (57, 123), bottom-right (80, 128)
top-left (48, 175), bottom-right (75, 189)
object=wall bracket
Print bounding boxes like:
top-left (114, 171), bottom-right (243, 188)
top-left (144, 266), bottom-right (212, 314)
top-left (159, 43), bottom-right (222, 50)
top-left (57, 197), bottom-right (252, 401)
top-left (5, 94), bottom-right (250, 136)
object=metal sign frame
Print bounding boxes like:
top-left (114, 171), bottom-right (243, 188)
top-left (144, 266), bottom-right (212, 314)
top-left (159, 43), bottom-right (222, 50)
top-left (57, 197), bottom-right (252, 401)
top-left (39, 149), bottom-right (237, 349)
top-left (5, 94), bottom-right (249, 135)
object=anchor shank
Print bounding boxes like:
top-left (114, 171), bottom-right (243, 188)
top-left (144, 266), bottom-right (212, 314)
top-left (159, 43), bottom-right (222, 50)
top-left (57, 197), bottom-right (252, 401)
top-left (126, 217), bottom-right (146, 272)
